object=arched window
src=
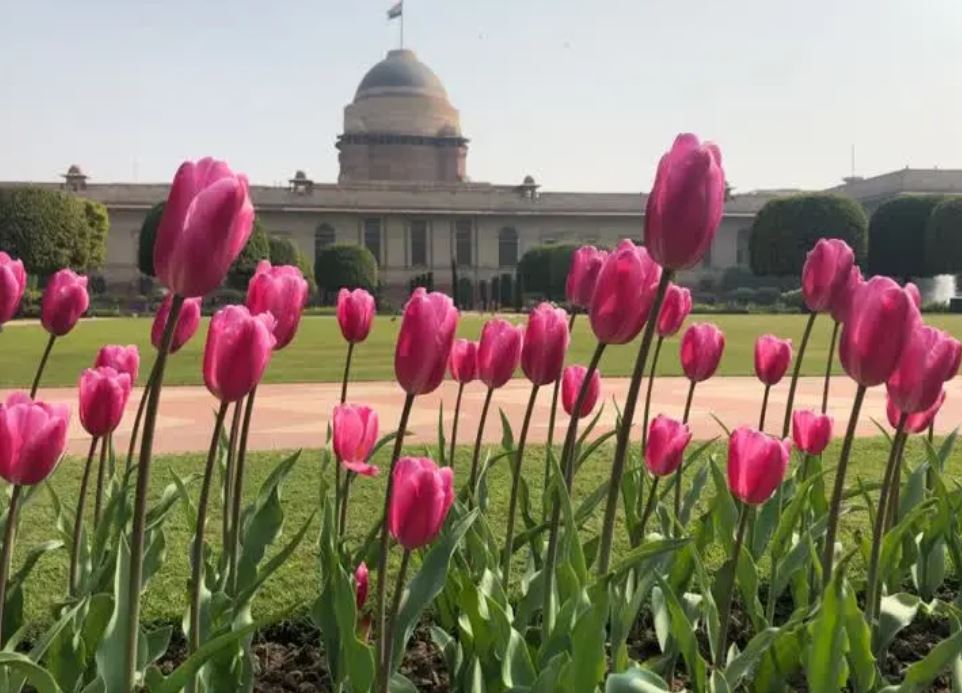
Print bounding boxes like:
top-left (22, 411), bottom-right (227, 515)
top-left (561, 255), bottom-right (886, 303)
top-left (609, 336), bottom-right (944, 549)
top-left (314, 223), bottom-right (335, 261)
top-left (499, 227), bottom-right (518, 267)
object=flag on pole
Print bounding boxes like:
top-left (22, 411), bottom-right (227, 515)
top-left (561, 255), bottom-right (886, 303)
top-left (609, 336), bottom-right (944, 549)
top-left (387, 1), bottom-right (403, 19)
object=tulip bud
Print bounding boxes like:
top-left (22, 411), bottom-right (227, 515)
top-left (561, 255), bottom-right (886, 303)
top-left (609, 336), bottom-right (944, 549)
top-left (337, 288), bottom-right (376, 344)
top-left (565, 245), bottom-right (607, 309)
top-left (521, 303), bottom-right (570, 386)
top-left (94, 344), bottom-right (140, 383)
top-left (754, 334), bottom-right (792, 386)
top-left (562, 364), bottom-right (601, 418)
top-left (645, 133), bottom-right (725, 270)
top-left (477, 318), bottom-right (524, 389)
top-left (0, 252), bottom-right (27, 326)
top-left (886, 325), bottom-right (961, 415)
top-left (395, 289), bottom-right (459, 395)
top-left (41, 269), bottom-right (89, 336)
top-left (645, 415), bottom-right (692, 476)
top-left (0, 392), bottom-right (70, 485)
top-left (448, 339), bottom-right (478, 384)
top-left (387, 457), bottom-right (455, 550)
top-left (153, 158), bottom-right (255, 298)
top-left (726, 427), bottom-right (791, 505)
top-left (801, 238), bottom-right (856, 313)
top-left (589, 240), bottom-right (663, 344)
top-left (791, 410), bottom-right (833, 456)
top-left (354, 562), bottom-right (369, 611)
top-left (333, 403), bottom-right (379, 476)
top-left (656, 283), bottom-right (692, 338)
top-left (246, 260), bottom-right (309, 349)
top-left (79, 366), bottom-right (132, 437)
top-left (152, 295), bottom-right (203, 354)
top-left (202, 305), bottom-right (276, 403)
top-left (888, 390), bottom-right (946, 434)
top-left (680, 323), bottom-right (725, 383)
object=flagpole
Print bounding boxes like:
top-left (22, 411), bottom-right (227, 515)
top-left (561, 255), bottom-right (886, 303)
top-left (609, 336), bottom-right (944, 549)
top-left (400, 3), bottom-right (404, 48)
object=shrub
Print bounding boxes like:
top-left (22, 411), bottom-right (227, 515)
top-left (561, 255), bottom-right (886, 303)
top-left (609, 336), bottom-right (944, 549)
top-left (517, 244), bottom-right (578, 301)
top-left (868, 194), bottom-right (944, 279)
top-left (718, 266), bottom-right (799, 292)
top-left (226, 218), bottom-right (270, 290)
top-left (269, 236), bottom-right (318, 299)
top-left (315, 243), bottom-right (378, 301)
top-left (137, 201), bottom-right (165, 277)
top-left (924, 197), bottom-right (962, 275)
top-left (749, 193), bottom-right (868, 276)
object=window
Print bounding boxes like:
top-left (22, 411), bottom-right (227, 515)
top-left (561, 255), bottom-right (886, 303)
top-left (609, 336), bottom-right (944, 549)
top-left (364, 218), bottom-right (382, 265)
top-left (410, 220), bottom-right (428, 267)
top-left (455, 220), bottom-right (472, 267)
top-left (737, 227), bottom-right (751, 266)
top-left (498, 227), bottom-right (518, 267)
top-left (314, 224), bottom-right (335, 259)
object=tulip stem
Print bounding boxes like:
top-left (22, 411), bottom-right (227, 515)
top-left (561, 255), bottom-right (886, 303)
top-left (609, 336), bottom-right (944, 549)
top-left (717, 502), bottom-right (750, 664)
top-left (375, 393), bottom-right (415, 688)
top-left (125, 370), bottom-right (155, 473)
top-left (759, 384), bottom-right (771, 432)
top-left (821, 321), bottom-right (840, 414)
top-left (93, 433), bottom-right (110, 526)
top-left (228, 387), bottom-right (257, 595)
top-left (124, 293), bottom-right (183, 692)
top-left (635, 476), bottom-right (661, 544)
top-left (641, 336), bottom-right (664, 454)
top-left (188, 402), bottom-right (229, 668)
top-left (544, 312), bottom-right (578, 512)
top-left (338, 472), bottom-right (354, 538)
top-left (885, 428), bottom-right (910, 532)
top-left (467, 387), bottom-right (494, 497)
top-left (865, 415), bottom-right (908, 632)
top-left (70, 437), bottom-right (99, 596)
top-left (447, 382), bottom-right (464, 468)
top-left (29, 334), bottom-right (56, 398)
top-left (502, 383), bottom-right (540, 592)
top-left (221, 401), bottom-right (243, 569)
top-left (336, 342), bottom-right (355, 527)
top-left (782, 312), bottom-right (817, 438)
top-left (673, 378), bottom-right (696, 526)
top-left (598, 271), bottom-right (672, 577)
top-left (821, 383), bottom-right (867, 588)
top-left (340, 342), bottom-right (354, 404)
top-left (0, 484), bottom-right (24, 646)
top-left (380, 548), bottom-right (411, 684)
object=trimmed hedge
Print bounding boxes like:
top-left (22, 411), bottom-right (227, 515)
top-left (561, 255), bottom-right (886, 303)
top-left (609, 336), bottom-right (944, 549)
top-left (315, 244), bottom-right (378, 299)
top-left (749, 194), bottom-right (868, 276)
top-left (868, 194), bottom-right (945, 279)
top-left (268, 236), bottom-right (318, 298)
top-left (924, 197), bottom-right (962, 276)
top-left (517, 244), bottom-right (578, 301)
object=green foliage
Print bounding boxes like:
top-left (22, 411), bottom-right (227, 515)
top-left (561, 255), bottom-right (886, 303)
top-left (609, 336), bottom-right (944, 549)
top-left (0, 187), bottom-right (110, 277)
top-left (226, 217), bottom-right (270, 290)
top-left (517, 244), bottom-right (578, 301)
top-left (925, 197), bottom-right (962, 275)
top-left (314, 243), bottom-right (378, 299)
top-left (137, 202), bottom-right (165, 277)
top-left (749, 194), bottom-right (868, 276)
top-left (868, 195), bottom-right (945, 278)
top-left (268, 236), bottom-right (317, 298)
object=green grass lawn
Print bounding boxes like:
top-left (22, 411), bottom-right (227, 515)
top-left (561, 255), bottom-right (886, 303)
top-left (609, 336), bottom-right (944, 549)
top-left (4, 312), bottom-right (962, 388)
top-left (13, 436), bottom-right (954, 628)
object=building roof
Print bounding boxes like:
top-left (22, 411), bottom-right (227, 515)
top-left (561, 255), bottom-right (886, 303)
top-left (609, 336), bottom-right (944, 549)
top-left (354, 49), bottom-right (448, 101)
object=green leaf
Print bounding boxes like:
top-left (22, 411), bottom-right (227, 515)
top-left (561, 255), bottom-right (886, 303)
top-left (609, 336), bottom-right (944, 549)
top-left (842, 580), bottom-right (876, 692)
top-left (0, 653), bottom-right (64, 693)
top-left (898, 627), bottom-right (962, 691)
top-left (500, 408), bottom-right (515, 451)
top-left (876, 593), bottom-right (920, 658)
top-left (605, 665), bottom-right (671, 692)
top-left (606, 539), bottom-right (689, 579)
top-left (806, 556), bottom-right (850, 693)
top-left (388, 672), bottom-right (420, 692)
top-left (501, 628), bottom-right (536, 688)
top-left (568, 583), bottom-right (609, 693)
top-left (751, 625), bottom-right (804, 692)
top-left (235, 511), bottom-right (316, 611)
top-left (724, 627), bottom-right (779, 687)
top-left (655, 577), bottom-right (707, 693)
top-left (95, 534), bottom-right (140, 693)
top-left (530, 653), bottom-right (568, 693)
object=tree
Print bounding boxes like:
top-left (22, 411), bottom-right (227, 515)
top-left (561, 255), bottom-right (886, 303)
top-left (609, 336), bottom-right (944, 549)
top-left (925, 197), bottom-right (962, 275)
top-left (868, 195), bottom-right (945, 279)
top-left (517, 244), bottom-right (578, 301)
top-left (315, 244), bottom-right (378, 301)
top-left (749, 193), bottom-right (868, 276)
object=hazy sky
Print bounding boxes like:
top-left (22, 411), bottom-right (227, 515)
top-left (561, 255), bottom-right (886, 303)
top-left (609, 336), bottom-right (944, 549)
top-left (3, 0), bottom-right (961, 193)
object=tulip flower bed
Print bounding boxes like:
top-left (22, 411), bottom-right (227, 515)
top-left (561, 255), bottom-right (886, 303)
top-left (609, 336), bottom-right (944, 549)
top-left (3, 137), bottom-right (962, 693)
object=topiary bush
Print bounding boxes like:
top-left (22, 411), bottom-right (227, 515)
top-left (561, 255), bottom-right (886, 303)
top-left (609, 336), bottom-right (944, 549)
top-left (137, 201), bottom-right (165, 277)
top-left (226, 218), bottom-right (270, 290)
top-left (315, 243), bottom-right (378, 302)
top-left (517, 244), bottom-right (578, 301)
top-left (924, 197), bottom-right (962, 276)
top-left (868, 194), bottom-right (945, 279)
top-left (269, 236), bottom-right (318, 299)
top-left (749, 193), bottom-right (868, 276)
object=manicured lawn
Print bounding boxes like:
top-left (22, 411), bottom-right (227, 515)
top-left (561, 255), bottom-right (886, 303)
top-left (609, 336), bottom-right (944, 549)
top-left (13, 436), bottom-right (955, 628)
top-left (4, 313), bottom-right (962, 388)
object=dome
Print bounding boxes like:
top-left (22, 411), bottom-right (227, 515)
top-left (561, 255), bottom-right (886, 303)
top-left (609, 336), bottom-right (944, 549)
top-left (355, 49), bottom-right (447, 100)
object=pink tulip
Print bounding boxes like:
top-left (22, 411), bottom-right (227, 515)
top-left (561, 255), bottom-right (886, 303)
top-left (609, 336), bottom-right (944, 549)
top-left (829, 265), bottom-right (863, 324)
top-left (589, 240), bottom-right (663, 344)
top-left (562, 365), bottom-right (601, 418)
top-left (337, 288), bottom-right (376, 344)
top-left (565, 245), bottom-right (607, 309)
top-left (152, 295), bottom-right (203, 354)
top-left (246, 260), bottom-right (309, 350)
top-left (153, 158), bottom-right (255, 298)
top-left (754, 334), bottom-right (792, 386)
top-left (203, 305), bottom-right (276, 403)
top-left (886, 325), bottom-right (960, 415)
top-left (839, 277), bottom-right (918, 387)
top-left (94, 344), bottom-right (140, 382)
top-left (395, 289), bottom-right (459, 395)
top-left (0, 392), bottom-right (70, 485)
top-left (521, 303), bottom-right (570, 386)
top-left (477, 318), bottom-right (524, 389)
top-left (656, 283), bottom-right (692, 338)
top-left (40, 269), bottom-right (89, 336)
top-left (726, 427), bottom-right (791, 505)
top-left (792, 410), bottom-right (833, 456)
top-left (801, 238), bottom-right (856, 313)
top-left (448, 339), bottom-right (478, 384)
top-left (333, 404), bottom-right (380, 476)
top-left (0, 252), bottom-right (27, 325)
top-left (645, 133), bottom-right (725, 270)
top-left (354, 562), bottom-right (369, 611)
top-left (888, 390), bottom-right (946, 434)
top-left (79, 367), bottom-right (132, 437)
top-left (680, 323), bottom-right (725, 382)
top-left (387, 457), bottom-right (455, 551)
top-left (644, 415), bottom-right (692, 477)
top-left (906, 282), bottom-right (922, 309)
